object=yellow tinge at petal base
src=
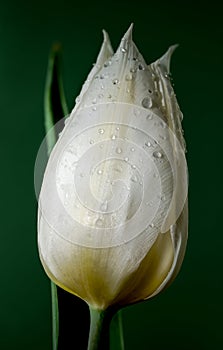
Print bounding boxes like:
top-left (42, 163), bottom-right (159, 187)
top-left (37, 24), bottom-right (188, 310)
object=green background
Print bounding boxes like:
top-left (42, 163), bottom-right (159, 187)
top-left (1, 0), bottom-right (222, 349)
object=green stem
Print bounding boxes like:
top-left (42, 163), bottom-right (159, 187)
top-left (51, 282), bottom-right (59, 350)
top-left (88, 307), bottom-right (115, 350)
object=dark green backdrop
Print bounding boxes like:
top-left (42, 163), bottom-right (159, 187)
top-left (1, 0), bottom-right (222, 349)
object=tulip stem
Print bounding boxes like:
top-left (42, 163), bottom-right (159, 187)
top-left (87, 306), bottom-right (114, 350)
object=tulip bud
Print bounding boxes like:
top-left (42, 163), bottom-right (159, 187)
top-left (37, 24), bottom-right (188, 311)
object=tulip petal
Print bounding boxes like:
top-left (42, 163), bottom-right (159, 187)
top-left (148, 47), bottom-right (188, 234)
top-left (148, 201), bottom-right (188, 299)
top-left (74, 30), bottom-right (114, 110)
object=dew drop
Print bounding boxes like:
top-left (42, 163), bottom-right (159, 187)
top-left (149, 223), bottom-right (154, 228)
top-left (131, 175), bottom-right (138, 183)
top-left (112, 79), bottom-right (119, 85)
top-left (116, 147), bottom-right (122, 154)
top-left (92, 98), bottom-right (97, 104)
top-left (75, 96), bottom-right (80, 103)
top-left (146, 114), bottom-right (153, 121)
top-left (142, 97), bottom-right (153, 109)
top-left (131, 147), bottom-right (135, 152)
top-left (125, 73), bottom-right (133, 81)
top-left (138, 64), bottom-right (144, 70)
top-left (97, 169), bottom-right (103, 175)
top-left (121, 47), bottom-right (127, 53)
top-left (131, 164), bottom-right (136, 169)
top-left (92, 106), bottom-right (97, 111)
top-left (130, 68), bottom-right (136, 73)
top-left (116, 126), bottom-right (120, 131)
top-left (145, 141), bottom-right (151, 147)
top-left (153, 151), bottom-right (163, 159)
top-left (95, 218), bottom-right (103, 227)
top-left (111, 134), bottom-right (116, 140)
top-left (98, 128), bottom-right (105, 134)
top-left (104, 60), bottom-right (111, 68)
top-left (124, 157), bottom-right (129, 162)
top-left (89, 139), bottom-right (94, 144)
top-left (101, 201), bottom-right (108, 211)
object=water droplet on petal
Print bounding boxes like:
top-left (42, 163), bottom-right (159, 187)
top-left (145, 141), bottom-right (151, 147)
top-left (116, 147), bottom-right (122, 154)
top-left (124, 157), bottom-right (129, 162)
top-left (131, 175), bottom-right (138, 183)
top-left (95, 218), bottom-right (103, 227)
top-left (153, 151), bottom-right (163, 159)
top-left (149, 223), bottom-right (154, 228)
top-left (104, 60), bottom-right (111, 68)
top-left (98, 128), bottom-right (105, 134)
top-left (142, 97), bottom-right (153, 109)
top-left (111, 134), bottom-right (116, 140)
top-left (125, 73), bottom-right (133, 81)
top-left (75, 96), bottom-right (80, 103)
top-left (113, 79), bottom-right (119, 85)
top-left (101, 201), bottom-right (108, 211)
top-left (138, 64), bottom-right (145, 70)
top-left (97, 169), bottom-right (103, 175)
top-left (131, 147), bottom-right (135, 152)
top-left (121, 47), bottom-right (127, 53)
top-left (146, 114), bottom-right (153, 120)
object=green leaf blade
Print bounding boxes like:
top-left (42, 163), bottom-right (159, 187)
top-left (44, 43), bottom-right (69, 350)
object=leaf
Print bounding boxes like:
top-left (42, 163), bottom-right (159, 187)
top-left (110, 311), bottom-right (125, 350)
top-left (44, 43), bottom-right (69, 154)
top-left (44, 43), bottom-right (68, 350)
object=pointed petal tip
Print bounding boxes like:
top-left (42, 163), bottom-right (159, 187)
top-left (122, 23), bottom-right (134, 41)
top-left (168, 44), bottom-right (179, 55)
top-left (158, 44), bottom-right (179, 73)
top-left (102, 29), bottom-right (109, 43)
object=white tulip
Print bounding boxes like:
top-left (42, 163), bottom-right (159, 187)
top-left (38, 24), bottom-right (188, 310)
